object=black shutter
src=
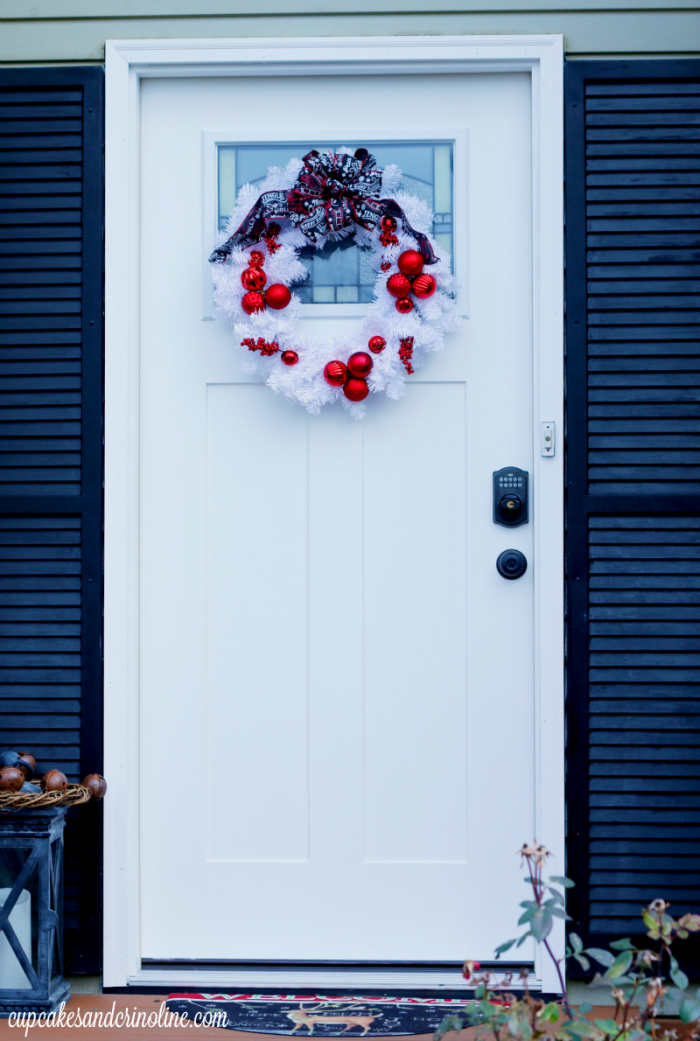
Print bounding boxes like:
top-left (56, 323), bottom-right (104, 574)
top-left (566, 60), bottom-right (700, 959)
top-left (0, 68), bottom-right (104, 973)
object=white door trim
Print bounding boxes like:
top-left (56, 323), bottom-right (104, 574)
top-left (104, 34), bottom-right (564, 990)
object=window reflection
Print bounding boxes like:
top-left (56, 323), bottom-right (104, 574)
top-left (218, 142), bottom-right (454, 304)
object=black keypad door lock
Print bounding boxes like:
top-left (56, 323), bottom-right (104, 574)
top-left (497, 549), bottom-right (528, 580)
top-left (493, 466), bottom-right (529, 527)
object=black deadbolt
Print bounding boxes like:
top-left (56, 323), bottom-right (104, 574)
top-left (493, 467), bottom-right (529, 526)
top-left (499, 493), bottom-right (522, 515)
top-left (497, 549), bottom-right (528, 580)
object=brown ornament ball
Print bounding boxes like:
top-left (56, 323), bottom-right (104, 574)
top-left (347, 352), bottom-right (373, 379)
top-left (343, 377), bottom-right (369, 403)
top-left (396, 297), bottom-right (414, 314)
top-left (83, 773), bottom-right (108, 800)
top-left (265, 283), bottom-right (292, 310)
top-left (17, 757), bottom-right (35, 781)
top-left (241, 291), bottom-right (266, 315)
top-left (281, 350), bottom-right (299, 366)
top-left (324, 360), bottom-right (348, 387)
top-left (241, 267), bottom-right (266, 292)
top-left (248, 250), bottom-right (265, 268)
top-left (0, 767), bottom-right (24, 792)
top-left (17, 752), bottom-right (36, 772)
top-left (368, 336), bottom-right (386, 354)
top-left (398, 249), bottom-right (424, 278)
top-left (386, 272), bottom-right (412, 299)
top-left (42, 769), bottom-right (68, 792)
top-left (412, 273), bottom-right (437, 299)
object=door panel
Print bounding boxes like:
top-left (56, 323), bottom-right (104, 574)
top-left (138, 71), bottom-right (534, 961)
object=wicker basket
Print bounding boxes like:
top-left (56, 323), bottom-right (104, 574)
top-left (0, 783), bottom-right (93, 812)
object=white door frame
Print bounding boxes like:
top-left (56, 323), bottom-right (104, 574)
top-left (103, 34), bottom-right (564, 990)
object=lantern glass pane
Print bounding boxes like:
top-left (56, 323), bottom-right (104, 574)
top-left (217, 141), bottom-right (454, 304)
top-left (0, 847), bottom-right (36, 990)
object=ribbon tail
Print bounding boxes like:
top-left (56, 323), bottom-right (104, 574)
top-left (381, 199), bottom-right (438, 266)
top-left (209, 192), bottom-right (290, 264)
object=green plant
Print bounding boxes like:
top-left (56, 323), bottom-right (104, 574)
top-left (435, 842), bottom-right (700, 1041)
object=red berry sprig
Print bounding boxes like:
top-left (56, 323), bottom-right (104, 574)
top-left (241, 336), bottom-right (280, 357)
top-left (399, 336), bottom-right (415, 375)
top-left (264, 222), bottom-right (282, 254)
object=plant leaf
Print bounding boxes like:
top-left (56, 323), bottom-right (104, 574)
top-left (609, 939), bottom-right (635, 951)
top-left (594, 1020), bottom-right (619, 1035)
top-left (585, 948), bottom-right (615, 968)
top-left (550, 876), bottom-right (576, 889)
top-left (679, 999), bottom-right (700, 1024)
top-left (573, 953), bottom-right (591, 971)
top-left (434, 1014), bottom-right (465, 1040)
top-left (494, 939), bottom-right (516, 956)
top-left (578, 1003), bottom-right (593, 1014)
top-left (530, 908), bottom-right (553, 942)
top-left (570, 933), bottom-right (584, 953)
top-left (517, 932), bottom-right (531, 947)
top-left (671, 965), bottom-right (689, 992)
top-left (603, 951), bottom-right (634, 980)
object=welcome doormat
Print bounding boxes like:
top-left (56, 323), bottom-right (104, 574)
top-left (165, 994), bottom-right (469, 1036)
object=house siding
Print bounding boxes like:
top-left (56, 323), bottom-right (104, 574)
top-left (0, 0), bottom-right (698, 65)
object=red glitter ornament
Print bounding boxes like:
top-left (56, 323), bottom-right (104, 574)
top-left (368, 335), bottom-right (386, 354)
top-left (324, 360), bottom-right (348, 387)
top-left (248, 250), bottom-right (265, 268)
top-left (266, 283), bottom-right (292, 310)
top-left (241, 291), bottom-right (266, 315)
top-left (264, 222), bottom-right (282, 254)
top-left (241, 267), bottom-right (266, 291)
top-left (380, 261), bottom-right (391, 272)
top-left (343, 377), bottom-right (369, 402)
top-left (380, 215), bottom-right (397, 233)
top-left (399, 336), bottom-right (415, 375)
top-left (347, 352), bottom-right (373, 378)
top-left (396, 297), bottom-right (414, 314)
top-left (412, 273), bottom-right (437, 299)
top-left (281, 350), bottom-right (299, 366)
top-left (386, 272), bottom-right (411, 299)
top-left (398, 249), bottom-right (424, 278)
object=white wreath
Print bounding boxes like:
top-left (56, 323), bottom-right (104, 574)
top-left (210, 149), bottom-right (462, 419)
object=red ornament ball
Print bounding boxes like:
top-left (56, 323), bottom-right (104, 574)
top-left (380, 261), bottom-right (391, 272)
top-left (368, 335), bottom-right (386, 354)
top-left (347, 352), bottom-right (373, 378)
top-left (386, 272), bottom-right (412, 299)
top-left (324, 360), bottom-right (348, 387)
top-left (241, 267), bottom-right (266, 291)
top-left (241, 291), bottom-right (266, 315)
top-left (248, 250), bottom-right (265, 268)
top-left (412, 273), bottom-right (437, 299)
top-left (344, 377), bottom-right (369, 402)
top-left (281, 350), bottom-right (299, 366)
top-left (396, 297), bottom-right (414, 314)
top-left (265, 283), bottom-right (292, 310)
top-left (398, 249), bottom-right (424, 277)
top-left (380, 215), bottom-right (397, 233)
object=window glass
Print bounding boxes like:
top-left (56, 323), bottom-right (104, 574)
top-left (218, 142), bottom-right (454, 304)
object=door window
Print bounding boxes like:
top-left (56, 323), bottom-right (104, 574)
top-left (217, 142), bottom-right (454, 304)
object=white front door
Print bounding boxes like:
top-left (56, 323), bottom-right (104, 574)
top-left (135, 66), bottom-right (540, 965)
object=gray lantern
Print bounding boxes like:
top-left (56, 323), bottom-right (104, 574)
top-left (0, 808), bottom-right (70, 1016)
